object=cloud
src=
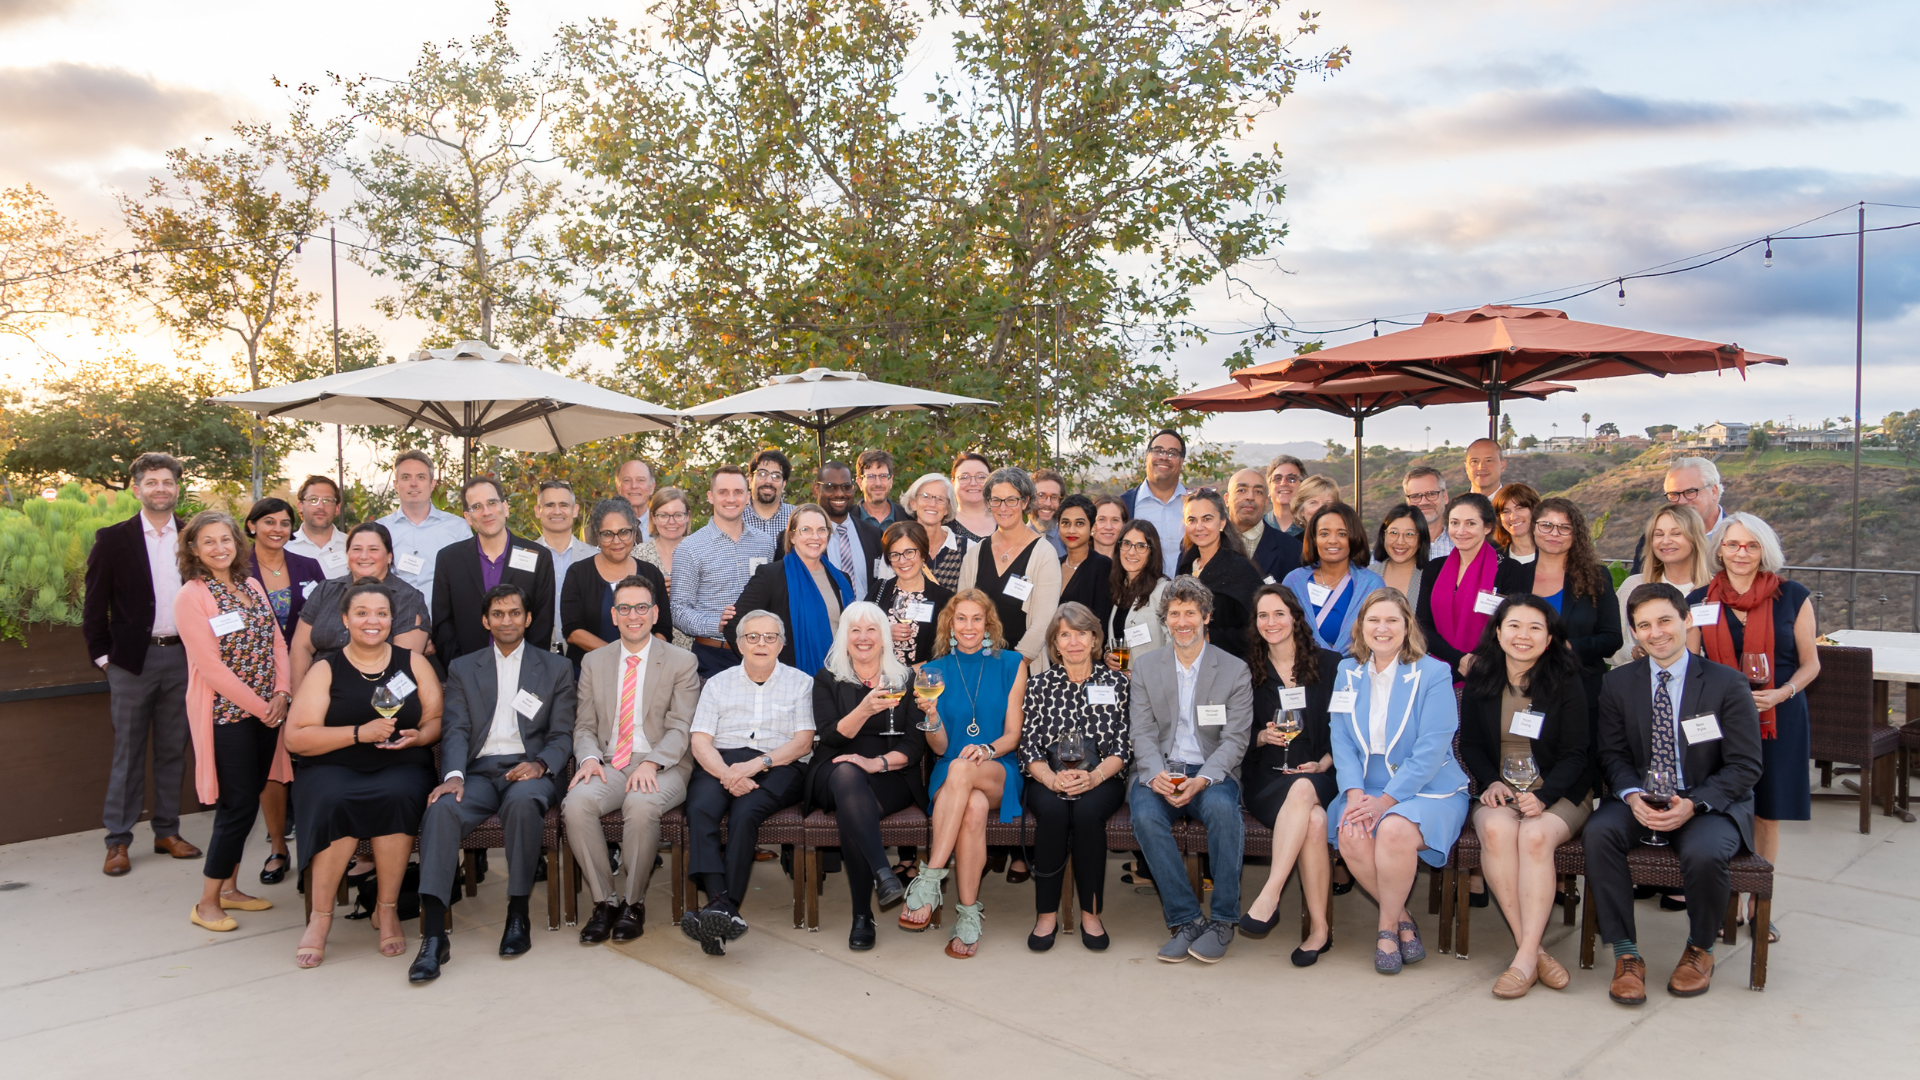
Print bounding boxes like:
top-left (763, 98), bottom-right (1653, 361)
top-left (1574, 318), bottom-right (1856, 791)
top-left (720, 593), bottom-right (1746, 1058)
top-left (0, 63), bottom-right (233, 160)
top-left (0, 0), bottom-right (75, 26)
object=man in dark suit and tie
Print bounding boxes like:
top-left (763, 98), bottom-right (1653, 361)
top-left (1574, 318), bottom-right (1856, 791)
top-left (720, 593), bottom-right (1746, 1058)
top-left (82, 451), bottom-right (204, 877)
top-left (410, 584), bottom-right (575, 982)
top-left (1227, 467), bottom-right (1302, 584)
top-left (1586, 581), bottom-right (1762, 1005)
top-left (432, 477), bottom-right (555, 667)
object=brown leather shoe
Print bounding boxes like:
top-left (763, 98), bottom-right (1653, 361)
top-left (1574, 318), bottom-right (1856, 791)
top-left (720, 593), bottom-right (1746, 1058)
top-left (1492, 966), bottom-right (1537, 999)
top-left (1609, 955), bottom-right (1647, 1005)
top-left (103, 844), bottom-right (131, 876)
top-left (1668, 944), bottom-right (1715, 997)
top-left (154, 835), bottom-right (202, 859)
top-left (1537, 950), bottom-right (1571, 990)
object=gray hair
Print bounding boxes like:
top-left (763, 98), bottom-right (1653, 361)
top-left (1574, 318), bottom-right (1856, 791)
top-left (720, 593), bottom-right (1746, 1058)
top-left (824, 601), bottom-right (912, 687)
top-left (1706, 511), bottom-right (1785, 575)
top-left (903, 472), bottom-right (956, 523)
top-left (1667, 455), bottom-right (1724, 495)
top-left (1156, 574), bottom-right (1215, 623)
top-left (1044, 601), bottom-right (1106, 666)
top-left (735, 609), bottom-right (786, 640)
top-left (587, 497), bottom-right (636, 545)
top-left (985, 466), bottom-right (1035, 504)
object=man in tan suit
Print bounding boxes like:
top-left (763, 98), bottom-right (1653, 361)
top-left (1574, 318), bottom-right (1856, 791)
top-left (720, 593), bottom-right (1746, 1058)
top-left (563, 575), bottom-right (701, 943)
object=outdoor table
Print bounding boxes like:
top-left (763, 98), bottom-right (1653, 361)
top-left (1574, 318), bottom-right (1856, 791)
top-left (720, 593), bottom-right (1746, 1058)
top-left (1824, 630), bottom-right (1920, 821)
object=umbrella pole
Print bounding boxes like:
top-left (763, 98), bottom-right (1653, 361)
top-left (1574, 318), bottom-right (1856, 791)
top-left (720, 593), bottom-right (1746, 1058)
top-left (1353, 413), bottom-right (1365, 520)
top-left (817, 421), bottom-right (828, 473)
top-left (1488, 353), bottom-right (1503, 443)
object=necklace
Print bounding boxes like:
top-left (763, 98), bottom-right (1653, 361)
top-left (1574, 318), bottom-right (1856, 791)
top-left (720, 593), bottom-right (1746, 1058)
top-left (953, 649), bottom-right (988, 737)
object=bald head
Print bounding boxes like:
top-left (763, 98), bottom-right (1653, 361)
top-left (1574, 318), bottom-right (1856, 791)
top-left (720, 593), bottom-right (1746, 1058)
top-left (1465, 438), bottom-right (1504, 496)
top-left (1227, 467), bottom-right (1270, 530)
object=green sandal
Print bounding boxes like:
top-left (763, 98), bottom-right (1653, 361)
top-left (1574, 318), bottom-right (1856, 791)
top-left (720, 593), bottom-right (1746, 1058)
top-left (946, 901), bottom-right (984, 958)
top-left (898, 867), bottom-right (946, 932)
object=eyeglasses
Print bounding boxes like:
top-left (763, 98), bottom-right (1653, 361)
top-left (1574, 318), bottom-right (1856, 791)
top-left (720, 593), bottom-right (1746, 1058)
top-left (466, 498), bottom-right (504, 513)
top-left (794, 526), bottom-right (831, 539)
top-left (1533, 521), bottom-right (1574, 536)
top-left (752, 469), bottom-right (786, 482)
top-left (1147, 446), bottom-right (1184, 460)
top-left (739, 631), bottom-right (784, 644)
top-left (861, 472), bottom-right (892, 483)
top-left (1720, 540), bottom-right (1762, 554)
top-left (886, 549), bottom-right (922, 563)
top-left (1119, 539), bottom-right (1153, 553)
top-left (1405, 489), bottom-right (1446, 503)
top-left (612, 602), bottom-right (653, 616)
top-left (1269, 473), bottom-right (1303, 486)
top-left (599, 528), bottom-right (636, 542)
top-left (654, 511), bottom-right (689, 522)
top-left (987, 496), bottom-right (1027, 509)
top-left (300, 496), bottom-right (338, 506)
top-left (1665, 487), bottom-right (1707, 502)
top-left (815, 481), bottom-right (856, 493)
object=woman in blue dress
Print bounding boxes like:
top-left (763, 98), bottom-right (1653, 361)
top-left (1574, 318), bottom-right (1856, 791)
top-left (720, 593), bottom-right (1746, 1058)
top-left (1328, 587), bottom-right (1470, 975)
top-left (1282, 503), bottom-right (1385, 653)
top-left (900, 589), bottom-right (1028, 958)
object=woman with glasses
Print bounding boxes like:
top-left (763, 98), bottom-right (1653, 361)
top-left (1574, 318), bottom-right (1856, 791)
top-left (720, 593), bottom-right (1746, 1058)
top-left (1415, 493), bottom-right (1503, 682)
top-left (562, 499), bottom-right (674, 664)
top-left (1687, 512), bottom-right (1817, 945)
top-left (949, 452), bottom-right (995, 542)
top-left (730, 505), bottom-right (856, 674)
top-left (1090, 495), bottom-right (1128, 561)
top-left (1373, 505), bottom-right (1431, 603)
top-left (1282, 504), bottom-right (1385, 654)
top-left (291, 522), bottom-right (431, 687)
top-left (1105, 521), bottom-right (1170, 670)
top-left (869, 521), bottom-right (954, 666)
top-left (1176, 488), bottom-right (1265, 663)
top-left (958, 467), bottom-right (1062, 670)
top-left (638, 488), bottom-right (695, 650)
top-left (1492, 483), bottom-right (1541, 564)
top-left (905, 473), bottom-right (968, 591)
top-left (1611, 505), bottom-right (1709, 665)
top-left (1055, 494), bottom-right (1113, 634)
top-left (1494, 498), bottom-right (1620, 724)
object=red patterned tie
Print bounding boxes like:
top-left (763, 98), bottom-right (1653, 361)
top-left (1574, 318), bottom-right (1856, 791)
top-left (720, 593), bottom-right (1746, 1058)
top-left (611, 655), bottom-right (641, 770)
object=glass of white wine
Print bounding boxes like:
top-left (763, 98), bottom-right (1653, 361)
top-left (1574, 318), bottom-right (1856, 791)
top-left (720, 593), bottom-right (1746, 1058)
top-left (914, 669), bottom-right (945, 732)
top-left (1272, 711), bottom-right (1303, 772)
top-left (1501, 751), bottom-right (1539, 817)
top-left (371, 684), bottom-right (403, 745)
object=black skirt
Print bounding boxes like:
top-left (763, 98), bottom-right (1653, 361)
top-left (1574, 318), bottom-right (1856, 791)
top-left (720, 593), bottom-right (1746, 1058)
top-left (1242, 769), bottom-right (1339, 825)
top-left (292, 761), bottom-right (435, 870)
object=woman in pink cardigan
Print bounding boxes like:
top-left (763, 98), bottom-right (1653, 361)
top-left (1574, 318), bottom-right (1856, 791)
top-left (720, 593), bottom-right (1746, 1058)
top-left (175, 510), bottom-right (292, 932)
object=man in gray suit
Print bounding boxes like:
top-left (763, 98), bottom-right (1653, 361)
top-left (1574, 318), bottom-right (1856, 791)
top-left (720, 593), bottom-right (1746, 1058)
top-left (563, 575), bottom-right (702, 944)
top-left (1129, 575), bottom-right (1254, 965)
top-left (410, 584), bottom-right (576, 983)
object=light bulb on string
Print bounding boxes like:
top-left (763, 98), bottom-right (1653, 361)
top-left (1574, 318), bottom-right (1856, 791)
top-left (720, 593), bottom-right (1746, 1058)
top-left (293, 236), bottom-right (303, 255)
top-left (1371, 319), bottom-right (1379, 338)
top-left (1616, 279), bottom-right (1626, 307)
top-left (1763, 238), bottom-right (1772, 267)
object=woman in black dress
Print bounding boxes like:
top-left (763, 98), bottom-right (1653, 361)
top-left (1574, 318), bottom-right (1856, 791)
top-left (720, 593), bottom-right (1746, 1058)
top-left (868, 520), bottom-right (954, 667)
top-left (1054, 494), bottom-right (1113, 634)
top-left (561, 499), bottom-right (672, 664)
top-left (1174, 488), bottom-right (1265, 663)
top-left (957, 467), bottom-right (1061, 669)
top-left (1492, 497), bottom-right (1620, 737)
top-left (283, 580), bottom-right (442, 968)
top-left (1237, 584), bottom-right (1343, 964)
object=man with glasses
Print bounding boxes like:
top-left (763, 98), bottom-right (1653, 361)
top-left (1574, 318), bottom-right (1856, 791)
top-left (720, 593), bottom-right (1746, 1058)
top-left (1229, 467), bottom-right (1300, 582)
top-left (1632, 457), bottom-right (1728, 572)
top-left (1030, 468), bottom-right (1069, 557)
top-left (287, 475), bottom-right (349, 577)
top-left (674, 465), bottom-right (777, 680)
top-left (853, 450), bottom-right (904, 529)
top-left (1402, 465), bottom-right (1453, 560)
top-left (378, 449), bottom-right (472, 619)
top-left (805, 460), bottom-right (882, 601)
top-left (533, 480), bottom-right (597, 652)
top-left (432, 477), bottom-right (556, 666)
top-left (617, 459), bottom-right (657, 544)
top-left (745, 449), bottom-right (796, 542)
top-left (1122, 429), bottom-right (1191, 577)
top-left (1263, 455), bottom-right (1307, 536)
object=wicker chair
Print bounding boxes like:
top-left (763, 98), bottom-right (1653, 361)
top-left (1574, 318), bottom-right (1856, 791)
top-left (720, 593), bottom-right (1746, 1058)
top-left (666, 805), bottom-right (807, 928)
top-left (457, 806), bottom-right (566, 930)
top-left (1805, 644), bottom-right (1900, 833)
top-left (1577, 846), bottom-right (1775, 991)
top-left (798, 806), bottom-right (933, 930)
top-left (561, 806), bottom-right (687, 926)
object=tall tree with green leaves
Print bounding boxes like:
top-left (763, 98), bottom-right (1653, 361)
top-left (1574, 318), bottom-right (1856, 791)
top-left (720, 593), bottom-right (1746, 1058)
top-left (0, 185), bottom-right (117, 348)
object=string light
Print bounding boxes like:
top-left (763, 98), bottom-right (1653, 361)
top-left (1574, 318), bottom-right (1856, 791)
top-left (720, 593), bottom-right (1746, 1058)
top-left (1763, 238), bottom-right (1772, 267)
top-left (1616, 279), bottom-right (1626, 306)
top-left (293, 237), bottom-right (303, 255)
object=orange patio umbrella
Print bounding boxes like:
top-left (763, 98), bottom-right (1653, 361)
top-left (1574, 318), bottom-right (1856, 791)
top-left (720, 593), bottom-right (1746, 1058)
top-left (1232, 305), bottom-right (1787, 442)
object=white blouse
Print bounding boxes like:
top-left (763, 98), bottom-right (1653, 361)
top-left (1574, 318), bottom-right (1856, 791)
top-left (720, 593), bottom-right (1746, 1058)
top-left (1367, 659), bottom-right (1395, 755)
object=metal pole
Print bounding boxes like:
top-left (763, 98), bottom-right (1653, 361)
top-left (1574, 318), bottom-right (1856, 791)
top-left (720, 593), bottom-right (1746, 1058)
top-left (1353, 409), bottom-right (1365, 520)
top-left (1488, 352), bottom-right (1502, 442)
top-left (1850, 202), bottom-right (1864, 627)
top-left (330, 228), bottom-right (344, 494)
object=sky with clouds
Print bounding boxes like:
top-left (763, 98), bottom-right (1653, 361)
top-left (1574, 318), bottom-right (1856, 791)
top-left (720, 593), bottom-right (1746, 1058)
top-left (3, 0), bottom-right (1918, 469)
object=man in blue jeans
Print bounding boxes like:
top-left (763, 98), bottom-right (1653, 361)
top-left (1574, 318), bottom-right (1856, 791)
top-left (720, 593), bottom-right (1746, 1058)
top-left (1128, 576), bottom-right (1254, 963)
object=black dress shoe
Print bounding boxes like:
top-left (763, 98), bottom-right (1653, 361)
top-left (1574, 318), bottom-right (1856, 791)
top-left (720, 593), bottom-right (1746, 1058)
top-left (849, 913), bottom-right (877, 951)
top-left (499, 911), bottom-right (533, 957)
top-left (409, 934), bottom-right (450, 982)
top-left (1469, 889), bottom-right (1490, 908)
top-left (1237, 907), bottom-right (1282, 939)
top-left (580, 899), bottom-right (620, 944)
top-left (874, 869), bottom-right (906, 909)
top-left (1291, 932), bottom-right (1333, 968)
top-left (259, 851), bottom-right (289, 886)
top-left (1028, 925), bottom-right (1058, 952)
top-left (1081, 926), bottom-right (1110, 951)
top-left (611, 901), bottom-right (645, 941)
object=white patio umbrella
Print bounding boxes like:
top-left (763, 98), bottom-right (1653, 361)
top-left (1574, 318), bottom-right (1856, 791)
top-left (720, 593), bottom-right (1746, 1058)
top-left (213, 341), bottom-right (683, 482)
top-left (680, 367), bottom-right (997, 462)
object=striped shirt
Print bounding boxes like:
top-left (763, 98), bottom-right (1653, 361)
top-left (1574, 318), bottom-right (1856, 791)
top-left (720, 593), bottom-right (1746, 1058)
top-left (691, 662), bottom-right (815, 754)
top-left (742, 501), bottom-right (793, 543)
top-left (671, 520), bottom-right (777, 639)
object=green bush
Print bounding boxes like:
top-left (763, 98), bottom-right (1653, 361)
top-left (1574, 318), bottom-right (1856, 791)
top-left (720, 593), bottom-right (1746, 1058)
top-left (1539, 468), bottom-right (1588, 492)
top-left (1619, 488), bottom-right (1656, 503)
top-left (0, 485), bottom-right (140, 640)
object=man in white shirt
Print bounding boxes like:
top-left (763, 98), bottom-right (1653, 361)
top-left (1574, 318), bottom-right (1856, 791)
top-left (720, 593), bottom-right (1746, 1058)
top-left (377, 449), bottom-right (471, 618)
top-left (1403, 465), bottom-right (1453, 560)
top-left (617, 458), bottom-right (656, 543)
top-left (412, 585), bottom-right (577, 981)
top-left (1123, 430), bottom-right (1190, 577)
top-left (679, 611), bottom-right (816, 954)
top-left (285, 475), bottom-right (349, 576)
top-left (533, 479), bottom-right (597, 651)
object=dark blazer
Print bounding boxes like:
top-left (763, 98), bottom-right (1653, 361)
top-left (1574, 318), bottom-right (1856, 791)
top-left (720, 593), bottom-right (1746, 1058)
top-left (559, 555), bottom-right (672, 663)
top-left (1057, 551), bottom-right (1114, 639)
top-left (726, 558), bottom-right (850, 667)
top-left (1459, 672), bottom-right (1592, 808)
top-left (1249, 526), bottom-right (1304, 584)
top-left (248, 549), bottom-right (328, 637)
top-left (1596, 655), bottom-right (1763, 850)
top-left (867, 575), bottom-right (956, 662)
top-left (1175, 546), bottom-right (1266, 664)
top-left (83, 513), bottom-right (181, 674)
top-left (432, 532), bottom-right (555, 666)
top-left (438, 642), bottom-right (577, 779)
top-left (1492, 559), bottom-right (1622, 720)
top-left (1242, 647), bottom-right (1344, 777)
top-left (777, 513), bottom-right (884, 584)
top-left (802, 671), bottom-right (929, 812)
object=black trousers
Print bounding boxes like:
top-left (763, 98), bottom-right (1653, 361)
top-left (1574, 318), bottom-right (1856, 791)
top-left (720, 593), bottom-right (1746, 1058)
top-left (204, 718), bottom-right (278, 880)
top-left (1025, 775), bottom-right (1125, 915)
top-left (418, 756), bottom-right (555, 905)
top-left (815, 762), bottom-right (917, 918)
top-left (686, 747), bottom-right (806, 906)
top-left (692, 642), bottom-right (741, 682)
top-left (1586, 796), bottom-right (1744, 949)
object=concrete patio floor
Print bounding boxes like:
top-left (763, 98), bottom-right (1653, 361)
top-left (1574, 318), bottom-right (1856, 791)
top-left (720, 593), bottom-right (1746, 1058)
top-left (2, 790), bottom-right (1915, 1079)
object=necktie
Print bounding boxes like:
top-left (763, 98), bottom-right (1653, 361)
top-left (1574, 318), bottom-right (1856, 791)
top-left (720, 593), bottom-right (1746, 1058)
top-left (833, 522), bottom-right (856, 581)
top-left (611, 655), bottom-right (640, 770)
top-left (1650, 669), bottom-right (1678, 778)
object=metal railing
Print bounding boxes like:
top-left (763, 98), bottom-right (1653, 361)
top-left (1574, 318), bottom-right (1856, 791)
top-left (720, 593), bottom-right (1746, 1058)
top-left (1781, 565), bottom-right (1920, 635)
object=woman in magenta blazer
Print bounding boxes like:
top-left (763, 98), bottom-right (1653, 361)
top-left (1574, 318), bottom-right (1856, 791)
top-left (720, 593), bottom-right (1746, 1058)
top-left (175, 510), bottom-right (291, 933)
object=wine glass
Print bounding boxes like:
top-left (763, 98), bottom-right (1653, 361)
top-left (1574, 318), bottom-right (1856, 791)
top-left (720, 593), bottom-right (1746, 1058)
top-left (1055, 731), bottom-right (1089, 802)
top-left (876, 675), bottom-right (906, 737)
top-left (1640, 768), bottom-right (1677, 846)
top-left (371, 684), bottom-right (403, 745)
top-left (1271, 711), bottom-right (1303, 772)
top-left (913, 669), bottom-right (945, 732)
top-left (1741, 651), bottom-right (1772, 687)
top-left (1501, 751), bottom-right (1540, 817)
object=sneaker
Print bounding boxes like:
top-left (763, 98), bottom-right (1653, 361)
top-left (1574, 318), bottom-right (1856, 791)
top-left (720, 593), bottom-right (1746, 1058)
top-left (725, 912), bottom-right (750, 943)
top-left (678, 903), bottom-right (731, 956)
top-left (1157, 918), bottom-right (1209, 963)
top-left (1187, 919), bottom-right (1235, 964)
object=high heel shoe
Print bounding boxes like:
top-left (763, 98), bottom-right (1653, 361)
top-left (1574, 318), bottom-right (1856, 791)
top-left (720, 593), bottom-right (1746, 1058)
top-left (1291, 931), bottom-right (1333, 967)
top-left (376, 901), bottom-right (406, 957)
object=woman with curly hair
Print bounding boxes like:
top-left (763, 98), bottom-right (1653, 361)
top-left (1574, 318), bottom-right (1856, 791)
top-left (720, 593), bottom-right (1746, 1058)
top-left (1494, 497), bottom-right (1621, 728)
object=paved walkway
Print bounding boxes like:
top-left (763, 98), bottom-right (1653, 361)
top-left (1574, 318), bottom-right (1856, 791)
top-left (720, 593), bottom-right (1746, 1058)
top-left (1, 791), bottom-right (1914, 1078)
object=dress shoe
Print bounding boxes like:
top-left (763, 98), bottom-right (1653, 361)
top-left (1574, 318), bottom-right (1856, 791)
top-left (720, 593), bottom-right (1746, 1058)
top-left (579, 899), bottom-right (621, 944)
top-left (1290, 932), bottom-right (1333, 967)
top-left (259, 851), bottom-right (289, 885)
top-left (610, 901), bottom-right (645, 942)
top-left (849, 913), bottom-right (877, 951)
top-left (1667, 944), bottom-right (1715, 997)
top-left (1609, 955), bottom-right (1648, 1005)
top-left (1492, 965), bottom-right (1538, 999)
top-left (499, 911), bottom-right (533, 956)
top-left (154, 835), bottom-right (202, 859)
top-left (1537, 950), bottom-right (1571, 990)
top-left (189, 904), bottom-right (238, 932)
top-left (874, 868), bottom-right (906, 909)
top-left (409, 934), bottom-right (450, 983)
top-left (1027, 925), bottom-right (1057, 952)
top-left (103, 845), bottom-right (131, 877)
top-left (1658, 894), bottom-right (1690, 912)
top-left (1237, 906), bottom-right (1281, 939)
top-left (1080, 925), bottom-right (1110, 951)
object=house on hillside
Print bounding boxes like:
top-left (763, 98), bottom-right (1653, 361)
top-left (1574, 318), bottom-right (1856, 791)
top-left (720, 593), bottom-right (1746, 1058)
top-left (1687, 421), bottom-right (1750, 450)
top-left (1776, 427), bottom-right (1856, 452)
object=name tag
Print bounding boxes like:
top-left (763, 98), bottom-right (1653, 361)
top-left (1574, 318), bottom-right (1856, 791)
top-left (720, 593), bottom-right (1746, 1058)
top-left (1087, 685), bottom-right (1118, 706)
top-left (1263, 575), bottom-right (1276, 585)
top-left (301, 581), bottom-right (318, 599)
top-left (1690, 602), bottom-right (1722, 626)
top-left (319, 550), bottom-right (348, 576)
top-left (747, 557), bottom-right (768, 572)
top-left (508, 546), bottom-right (539, 572)
top-left (1125, 622), bottom-right (1153, 648)
top-left (1004, 574), bottom-right (1034, 601)
top-left (1329, 689), bottom-right (1357, 713)
top-left (1196, 704), bottom-right (1227, 727)
top-left (1280, 686), bottom-right (1308, 711)
top-left (874, 557), bottom-right (894, 581)
top-left (396, 551), bottom-right (425, 575)
top-left (1307, 581), bottom-right (1331, 605)
top-left (1473, 590), bottom-right (1502, 615)
top-left (1510, 710), bottom-right (1545, 739)
top-left (906, 601), bottom-right (935, 623)
top-left (386, 671), bottom-right (418, 699)
top-left (1682, 713), bottom-right (1723, 742)
top-left (511, 689), bottom-right (542, 718)
top-left (209, 611), bottom-right (246, 636)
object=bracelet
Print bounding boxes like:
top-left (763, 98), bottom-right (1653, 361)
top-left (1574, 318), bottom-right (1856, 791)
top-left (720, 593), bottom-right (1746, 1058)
top-left (352, 724), bottom-right (361, 744)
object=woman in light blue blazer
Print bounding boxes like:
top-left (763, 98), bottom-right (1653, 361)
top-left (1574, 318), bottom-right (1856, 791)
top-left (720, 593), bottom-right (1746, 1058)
top-left (1281, 504), bottom-right (1385, 655)
top-left (1327, 587), bottom-right (1470, 975)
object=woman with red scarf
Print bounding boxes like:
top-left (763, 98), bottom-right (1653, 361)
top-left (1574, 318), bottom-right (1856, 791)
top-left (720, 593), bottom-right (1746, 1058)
top-left (1415, 493), bottom-right (1503, 683)
top-left (1687, 512), bottom-right (1818, 946)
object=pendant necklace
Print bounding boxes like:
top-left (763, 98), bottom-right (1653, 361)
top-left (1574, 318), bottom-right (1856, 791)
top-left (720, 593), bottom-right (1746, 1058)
top-left (955, 651), bottom-right (987, 737)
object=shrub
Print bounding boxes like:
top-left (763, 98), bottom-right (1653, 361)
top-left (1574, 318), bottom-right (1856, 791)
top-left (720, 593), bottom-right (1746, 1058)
top-left (0, 485), bottom-right (140, 640)
top-left (1539, 468), bottom-right (1587, 492)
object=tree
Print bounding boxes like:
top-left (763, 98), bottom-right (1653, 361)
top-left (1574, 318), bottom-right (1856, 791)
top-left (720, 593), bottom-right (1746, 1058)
top-left (0, 185), bottom-right (117, 347)
top-left (1498, 414), bottom-right (1515, 449)
top-left (1595, 421), bottom-right (1620, 438)
top-left (1518, 434), bottom-right (1539, 450)
top-left (1581, 412), bottom-right (1591, 439)
top-left (1323, 439), bottom-right (1348, 462)
top-left (1646, 424), bottom-right (1675, 440)
top-left (1748, 426), bottom-right (1770, 455)
top-left (1885, 410), bottom-right (1920, 464)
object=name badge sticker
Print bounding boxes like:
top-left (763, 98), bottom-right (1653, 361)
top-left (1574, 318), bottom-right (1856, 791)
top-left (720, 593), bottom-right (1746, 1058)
top-left (511, 689), bottom-right (542, 718)
top-left (1682, 713), bottom-right (1723, 743)
top-left (301, 581), bottom-right (318, 599)
top-left (1307, 581), bottom-right (1332, 606)
top-left (508, 546), bottom-right (539, 572)
top-left (209, 611), bottom-right (246, 637)
top-left (1197, 703), bottom-right (1228, 726)
top-left (396, 551), bottom-right (425, 575)
top-left (1690, 602), bottom-right (1722, 626)
top-left (1004, 574), bottom-right (1034, 601)
top-left (906, 601), bottom-right (936, 623)
top-left (1125, 623), bottom-right (1154, 648)
top-left (1329, 690), bottom-right (1358, 713)
top-left (1263, 575), bottom-right (1277, 585)
top-left (1280, 686), bottom-right (1309, 711)
top-left (747, 557), bottom-right (768, 572)
top-left (1509, 710), bottom-right (1545, 739)
top-left (1087, 685), bottom-right (1118, 706)
top-left (386, 671), bottom-right (418, 700)
top-left (319, 550), bottom-right (348, 576)
top-left (1473, 590), bottom-right (1503, 616)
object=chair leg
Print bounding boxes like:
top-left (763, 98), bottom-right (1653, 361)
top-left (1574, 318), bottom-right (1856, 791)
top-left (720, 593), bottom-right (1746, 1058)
top-left (1059, 860), bottom-right (1077, 934)
top-left (1819, 761), bottom-right (1833, 788)
top-left (1427, 864), bottom-right (1443, 915)
top-left (790, 846), bottom-right (805, 929)
top-left (545, 848), bottom-right (561, 931)
top-left (1561, 873), bottom-right (1577, 926)
top-left (670, 837), bottom-right (686, 923)
top-left (1301, 872), bottom-right (1313, 945)
top-left (1579, 876), bottom-right (1598, 970)
top-left (1749, 896), bottom-right (1771, 991)
top-left (462, 849), bottom-right (478, 898)
top-left (805, 848), bottom-right (820, 931)
top-left (1453, 865), bottom-right (1471, 960)
top-left (1436, 865), bottom-right (1455, 954)
top-left (1881, 753), bottom-right (1896, 817)
top-left (1860, 758), bottom-right (1873, 834)
top-left (1722, 892), bottom-right (1739, 945)
top-left (1185, 851), bottom-right (1204, 905)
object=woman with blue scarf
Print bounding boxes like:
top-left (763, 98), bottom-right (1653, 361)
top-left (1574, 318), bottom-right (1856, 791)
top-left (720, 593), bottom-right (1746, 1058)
top-left (728, 505), bottom-right (854, 673)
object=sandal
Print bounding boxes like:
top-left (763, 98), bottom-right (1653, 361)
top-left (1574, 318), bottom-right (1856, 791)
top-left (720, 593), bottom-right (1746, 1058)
top-left (375, 901), bottom-right (406, 957)
top-left (945, 901), bottom-right (984, 959)
top-left (891, 857), bottom-right (919, 879)
top-left (260, 850), bottom-right (289, 886)
top-left (295, 912), bottom-right (332, 968)
top-left (898, 867), bottom-right (946, 932)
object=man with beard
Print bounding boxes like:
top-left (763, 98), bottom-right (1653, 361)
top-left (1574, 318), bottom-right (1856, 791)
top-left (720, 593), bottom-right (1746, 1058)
top-left (744, 449), bottom-right (795, 544)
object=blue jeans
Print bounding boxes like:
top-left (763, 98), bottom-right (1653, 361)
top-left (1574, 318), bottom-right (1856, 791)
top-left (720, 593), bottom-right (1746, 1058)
top-left (1129, 777), bottom-right (1244, 927)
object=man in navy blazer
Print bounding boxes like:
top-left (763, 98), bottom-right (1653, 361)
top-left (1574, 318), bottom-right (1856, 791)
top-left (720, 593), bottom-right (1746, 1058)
top-left (412, 584), bottom-right (576, 981)
top-left (1586, 582), bottom-right (1761, 1005)
top-left (1227, 467), bottom-right (1302, 583)
top-left (432, 477), bottom-right (555, 668)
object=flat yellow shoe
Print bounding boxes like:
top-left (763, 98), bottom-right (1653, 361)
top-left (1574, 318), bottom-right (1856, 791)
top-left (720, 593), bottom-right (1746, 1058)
top-left (191, 905), bottom-right (239, 932)
top-left (219, 893), bottom-right (274, 911)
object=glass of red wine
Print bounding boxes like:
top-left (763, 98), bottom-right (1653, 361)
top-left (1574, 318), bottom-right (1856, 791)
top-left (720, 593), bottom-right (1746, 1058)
top-left (1055, 731), bottom-right (1089, 802)
top-left (1640, 768), bottom-right (1676, 846)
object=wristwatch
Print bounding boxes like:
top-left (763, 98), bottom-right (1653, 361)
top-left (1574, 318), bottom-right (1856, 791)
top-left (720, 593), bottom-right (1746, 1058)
top-left (760, 754), bottom-right (773, 772)
top-left (1694, 800), bottom-right (1712, 816)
